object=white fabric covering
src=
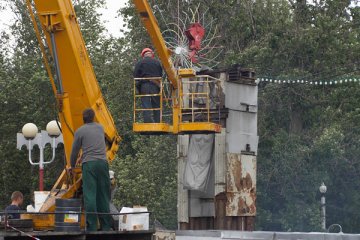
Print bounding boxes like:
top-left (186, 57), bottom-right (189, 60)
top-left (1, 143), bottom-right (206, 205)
top-left (183, 134), bottom-right (214, 192)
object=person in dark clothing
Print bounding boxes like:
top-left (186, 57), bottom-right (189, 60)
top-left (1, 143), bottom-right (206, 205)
top-left (70, 108), bottom-right (112, 232)
top-left (5, 191), bottom-right (23, 219)
top-left (134, 48), bottom-right (163, 123)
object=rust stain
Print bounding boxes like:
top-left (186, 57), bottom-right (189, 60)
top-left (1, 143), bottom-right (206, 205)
top-left (226, 153), bottom-right (256, 216)
top-left (234, 155), bottom-right (243, 191)
top-left (235, 172), bottom-right (253, 191)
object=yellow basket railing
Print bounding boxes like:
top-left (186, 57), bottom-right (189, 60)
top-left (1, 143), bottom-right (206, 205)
top-left (133, 77), bottom-right (164, 123)
top-left (179, 75), bottom-right (221, 124)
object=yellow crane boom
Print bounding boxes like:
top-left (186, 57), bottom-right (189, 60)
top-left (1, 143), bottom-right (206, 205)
top-left (26, 0), bottom-right (120, 222)
top-left (132, 0), bottom-right (221, 134)
top-left (133, 0), bottom-right (179, 89)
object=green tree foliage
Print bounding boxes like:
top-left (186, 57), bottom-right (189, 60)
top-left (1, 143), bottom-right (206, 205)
top-left (0, 0), bottom-right (60, 207)
top-left (252, 1), bottom-right (360, 232)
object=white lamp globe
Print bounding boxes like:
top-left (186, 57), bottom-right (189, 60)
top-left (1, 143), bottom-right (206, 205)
top-left (319, 182), bottom-right (327, 194)
top-left (46, 120), bottom-right (61, 137)
top-left (22, 123), bottom-right (38, 139)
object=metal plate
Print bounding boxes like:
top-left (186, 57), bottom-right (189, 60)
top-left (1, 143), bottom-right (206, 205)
top-left (226, 154), bottom-right (256, 216)
top-left (225, 82), bottom-right (258, 111)
top-left (226, 111), bottom-right (257, 135)
top-left (226, 110), bottom-right (258, 154)
top-left (226, 133), bottom-right (259, 154)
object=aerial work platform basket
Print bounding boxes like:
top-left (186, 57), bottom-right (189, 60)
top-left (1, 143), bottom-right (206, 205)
top-left (133, 77), bottom-right (172, 134)
top-left (133, 74), bottom-right (222, 135)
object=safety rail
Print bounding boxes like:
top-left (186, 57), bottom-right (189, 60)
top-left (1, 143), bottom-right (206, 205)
top-left (133, 77), bottom-right (164, 123)
top-left (133, 75), bottom-right (222, 134)
top-left (0, 210), bottom-right (154, 232)
top-left (179, 75), bottom-right (221, 124)
top-left (133, 77), bottom-right (174, 134)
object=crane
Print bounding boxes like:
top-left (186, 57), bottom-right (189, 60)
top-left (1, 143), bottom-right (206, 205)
top-left (26, 0), bottom-right (121, 228)
top-left (25, 0), bottom-right (221, 229)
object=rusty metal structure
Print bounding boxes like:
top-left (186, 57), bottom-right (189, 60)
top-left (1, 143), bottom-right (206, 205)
top-left (177, 67), bottom-right (258, 230)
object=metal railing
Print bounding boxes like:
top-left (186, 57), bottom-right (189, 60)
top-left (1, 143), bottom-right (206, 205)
top-left (179, 75), bottom-right (221, 123)
top-left (134, 77), bottom-right (164, 123)
top-left (0, 210), bottom-right (154, 233)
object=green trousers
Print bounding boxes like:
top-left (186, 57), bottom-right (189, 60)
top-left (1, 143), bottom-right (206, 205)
top-left (82, 160), bottom-right (112, 231)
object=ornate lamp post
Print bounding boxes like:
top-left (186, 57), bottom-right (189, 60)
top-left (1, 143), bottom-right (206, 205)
top-left (17, 120), bottom-right (63, 191)
top-left (319, 182), bottom-right (327, 231)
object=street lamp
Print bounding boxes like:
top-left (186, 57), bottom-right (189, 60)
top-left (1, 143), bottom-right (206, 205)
top-left (17, 121), bottom-right (64, 191)
top-left (319, 182), bottom-right (327, 231)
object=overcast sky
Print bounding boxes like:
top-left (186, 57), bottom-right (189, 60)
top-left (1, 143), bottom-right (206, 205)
top-left (0, 0), bottom-right (128, 38)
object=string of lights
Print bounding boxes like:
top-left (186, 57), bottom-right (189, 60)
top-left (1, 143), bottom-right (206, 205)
top-left (257, 76), bottom-right (360, 85)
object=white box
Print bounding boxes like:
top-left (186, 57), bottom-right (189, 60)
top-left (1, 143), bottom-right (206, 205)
top-left (119, 207), bottom-right (149, 231)
top-left (34, 191), bottom-right (50, 212)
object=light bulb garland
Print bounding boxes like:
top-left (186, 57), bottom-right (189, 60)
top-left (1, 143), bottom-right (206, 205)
top-left (257, 77), bottom-right (360, 86)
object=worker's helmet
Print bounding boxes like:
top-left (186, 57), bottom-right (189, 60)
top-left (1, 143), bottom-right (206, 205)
top-left (141, 48), bottom-right (154, 58)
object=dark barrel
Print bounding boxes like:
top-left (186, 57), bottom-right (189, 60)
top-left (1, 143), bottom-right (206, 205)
top-left (55, 198), bottom-right (81, 232)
